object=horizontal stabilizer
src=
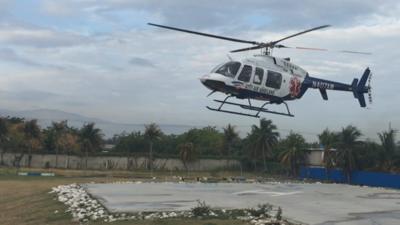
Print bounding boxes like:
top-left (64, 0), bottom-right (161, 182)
top-left (357, 93), bottom-right (366, 107)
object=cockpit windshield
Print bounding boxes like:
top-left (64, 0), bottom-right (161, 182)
top-left (213, 61), bottom-right (241, 78)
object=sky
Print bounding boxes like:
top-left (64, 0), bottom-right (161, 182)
top-left (0, 0), bottom-right (399, 141)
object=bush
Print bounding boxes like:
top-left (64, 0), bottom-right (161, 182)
top-left (191, 200), bottom-right (211, 217)
top-left (247, 203), bottom-right (273, 217)
top-left (275, 207), bottom-right (282, 220)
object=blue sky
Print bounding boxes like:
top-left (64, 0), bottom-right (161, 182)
top-left (0, 0), bottom-right (400, 141)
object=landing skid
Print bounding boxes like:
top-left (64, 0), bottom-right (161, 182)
top-left (206, 96), bottom-right (294, 118)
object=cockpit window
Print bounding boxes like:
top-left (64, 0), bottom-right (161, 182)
top-left (214, 61), bottom-right (241, 78)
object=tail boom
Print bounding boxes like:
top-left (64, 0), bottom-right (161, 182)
top-left (305, 68), bottom-right (371, 107)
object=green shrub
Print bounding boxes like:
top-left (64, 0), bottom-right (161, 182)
top-left (247, 203), bottom-right (273, 217)
top-left (191, 200), bottom-right (211, 217)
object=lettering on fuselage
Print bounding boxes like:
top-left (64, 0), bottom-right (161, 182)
top-left (282, 61), bottom-right (298, 71)
top-left (245, 83), bottom-right (275, 96)
top-left (312, 81), bottom-right (334, 89)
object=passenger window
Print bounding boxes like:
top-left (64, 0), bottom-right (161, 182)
top-left (266, 70), bottom-right (282, 89)
top-left (253, 67), bottom-right (264, 85)
top-left (238, 65), bottom-right (252, 82)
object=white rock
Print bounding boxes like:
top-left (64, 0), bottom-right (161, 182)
top-left (77, 213), bottom-right (85, 220)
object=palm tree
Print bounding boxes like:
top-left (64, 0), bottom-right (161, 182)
top-left (279, 131), bottom-right (307, 176)
top-left (3, 118), bottom-right (26, 168)
top-left (249, 119), bottom-right (279, 171)
top-left (179, 142), bottom-right (196, 173)
top-left (58, 132), bottom-right (79, 169)
top-left (222, 124), bottom-right (239, 167)
top-left (51, 120), bottom-right (68, 168)
top-left (144, 123), bottom-right (163, 173)
top-left (337, 125), bottom-right (362, 183)
top-left (0, 118), bottom-right (9, 165)
top-left (378, 128), bottom-right (397, 170)
top-left (318, 128), bottom-right (339, 177)
top-left (79, 123), bottom-right (103, 169)
top-left (23, 119), bottom-right (41, 167)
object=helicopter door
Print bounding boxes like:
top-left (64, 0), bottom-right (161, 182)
top-left (265, 70), bottom-right (282, 89)
top-left (253, 67), bottom-right (264, 85)
top-left (237, 65), bottom-right (252, 82)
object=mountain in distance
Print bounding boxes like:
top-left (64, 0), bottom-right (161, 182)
top-left (0, 108), bottom-right (196, 137)
top-left (0, 108), bottom-right (105, 123)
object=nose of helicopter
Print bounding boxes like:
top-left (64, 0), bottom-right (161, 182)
top-left (199, 74), bottom-right (209, 84)
top-left (199, 73), bottom-right (227, 91)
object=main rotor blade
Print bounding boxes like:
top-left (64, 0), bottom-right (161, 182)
top-left (272, 25), bottom-right (331, 44)
top-left (278, 45), bottom-right (372, 55)
top-left (148, 23), bottom-right (259, 45)
top-left (276, 45), bottom-right (328, 51)
top-left (230, 45), bottom-right (265, 53)
top-left (339, 50), bottom-right (372, 55)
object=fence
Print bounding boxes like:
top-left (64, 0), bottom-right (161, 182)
top-left (299, 166), bottom-right (400, 189)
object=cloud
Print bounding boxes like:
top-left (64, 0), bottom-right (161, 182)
top-left (40, 0), bottom-right (76, 16)
top-left (0, 48), bottom-right (41, 67)
top-left (32, 0), bottom-right (400, 36)
top-left (0, 47), bottom-right (67, 70)
top-left (83, 0), bottom-right (400, 30)
top-left (0, 0), bottom-right (12, 11)
top-left (1, 89), bottom-right (60, 101)
top-left (129, 57), bottom-right (156, 68)
top-left (0, 24), bottom-right (91, 48)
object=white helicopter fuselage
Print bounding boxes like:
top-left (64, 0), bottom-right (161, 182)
top-left (200, 55), bottom-right (309, 102)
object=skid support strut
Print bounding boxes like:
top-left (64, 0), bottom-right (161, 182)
top-left (206, 97), bottom-right (294, 117)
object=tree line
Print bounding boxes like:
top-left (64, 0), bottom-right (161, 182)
top-left (0, 117), bottom-right (102, 168)
top-left (0, 116), bottom-right (399, 177)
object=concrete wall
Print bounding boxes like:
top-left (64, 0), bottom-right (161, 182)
top-left (0, 152), bottom-right (240, 171)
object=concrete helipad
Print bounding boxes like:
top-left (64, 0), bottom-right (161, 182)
top-left (86, 182), bottom-right (400, 225)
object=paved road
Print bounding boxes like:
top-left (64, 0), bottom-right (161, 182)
top-left (86, 182), bottom-right (400, 225)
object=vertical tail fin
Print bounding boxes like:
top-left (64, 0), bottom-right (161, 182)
top-left (352, 68), bottom-right (371, 107)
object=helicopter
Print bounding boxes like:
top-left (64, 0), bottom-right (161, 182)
top-left (148, 23), bottom-right (372, 118)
